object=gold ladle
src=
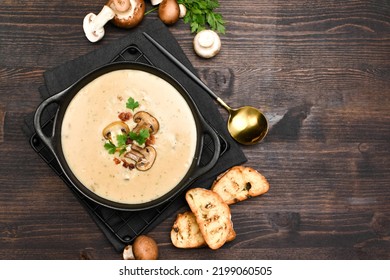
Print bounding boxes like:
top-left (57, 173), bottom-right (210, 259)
top-left (143, 32), bottom-right (269, 145)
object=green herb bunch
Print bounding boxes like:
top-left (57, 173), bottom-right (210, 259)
top-left (177, 0), bottom-right (226, 34)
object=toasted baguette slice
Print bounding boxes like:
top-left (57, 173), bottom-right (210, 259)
top-left (185, 188), bottom-right (234, 250)
top-left (170, 211), bottom-right (236, 249)
top-left (211, 166), bottom-right (270, 205)
top-left (170, 211), bottom-right (205, 248)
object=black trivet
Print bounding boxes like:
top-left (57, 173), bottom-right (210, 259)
top-left (30, 44), bottom-right (229, 251)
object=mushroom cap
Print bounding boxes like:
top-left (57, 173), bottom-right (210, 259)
top-left (193, 30), bottom-right (222, 58)
top-left (158, 0), bottom-right (180, 25)
top-left (106, 0), bottom-right (145, 29)
top-left (133, 235), bottom-right (159, 260)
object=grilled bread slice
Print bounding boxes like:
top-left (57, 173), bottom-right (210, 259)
top-left (170, 211), bottom-right (236, 249)
top-left (185, 188), bottom-right (234, 250)
top-left (170, 211), bottom-right (205, 248)
top-left (211, 166), bottom-right (270, 205)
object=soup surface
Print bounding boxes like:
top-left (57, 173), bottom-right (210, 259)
top-left (61, 69), bottom-right (198, 204)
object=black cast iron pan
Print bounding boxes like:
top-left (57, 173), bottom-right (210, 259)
top-left (33, 62), bottom-right (221, 211)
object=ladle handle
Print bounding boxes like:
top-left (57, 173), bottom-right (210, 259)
top-left (143, 32), bottom-right (227, 107)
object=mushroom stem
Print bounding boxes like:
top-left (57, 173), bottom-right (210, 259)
top-left (123, 245), bottom-right (135, 260)
top-left (83, 5), bottom-right (115, 42)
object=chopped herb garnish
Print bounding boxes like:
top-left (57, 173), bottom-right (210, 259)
top-left (114, 134), bottom-right (129, 156)
top-left (129, 129), bottom-right (150, 146)
top-left (104, 129), bottom-right (150, 155)
top-left (104, 141), bottom-right (117, 154)
top-left (126, 97), bottom-right (139, 111)
top-left (116, 134), bottom-right (128, 147)
top-left (104, 134), bottom-right (128, 155)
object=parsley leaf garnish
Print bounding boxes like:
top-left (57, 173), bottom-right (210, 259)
top-left (116, 134), bottom-right (128, 147)
top-left (126, 97), bottom-right (139, 111)
top-left (116, 134), bottom-right (129, 155)
top-left (178, 0), bottom-right (226, 34)
top-left (104, 134), bottom-right (128, 156)
top-left (129, 129), bottom-right (150, 145)
top-left (104, 141), bottom-right (117, 154)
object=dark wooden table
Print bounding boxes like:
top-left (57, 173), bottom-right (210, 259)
top-left (1, 0), bottom-right (389, 260)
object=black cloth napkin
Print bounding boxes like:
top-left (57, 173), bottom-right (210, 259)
top-left (24, 19), bottom-right (247, 252)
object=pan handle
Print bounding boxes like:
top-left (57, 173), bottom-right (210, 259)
top-left (190, 118), bottom-right (221, 180)
top-left (33, 87), bottom-right (69, 152)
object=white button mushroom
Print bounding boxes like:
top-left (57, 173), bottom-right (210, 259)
top-left (83, 5), bottom-right (115, 43)
top-left (193, 29), bottom-right (222, 58)
top-left (123, 235), bottom-right (159, 260)
top-left (179, 4), bottom-right (187, 18)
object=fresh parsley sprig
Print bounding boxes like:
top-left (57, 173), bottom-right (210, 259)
top-left (129, 129), bottom-right (150, 146)
top-left (103, 134), bottom-right (127, 156)
top-left (104, 141), bottom-right (117, 154)
top-left (126, 97), bottom-right (139, 111)
top-left (178, 0), bottom-right (226, 34)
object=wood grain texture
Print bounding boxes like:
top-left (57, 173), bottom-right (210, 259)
top-left (0, 0), bottom-right (389, 259)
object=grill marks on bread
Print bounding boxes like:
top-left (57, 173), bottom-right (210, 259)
top-left (211, 166), bottom-right (270, 205)
top-left (171, 211), bottom-right (236, 248)
top-left (185, 188), bottom-right (234, 250)
top-left (171, 211), bottom-right (205, 248)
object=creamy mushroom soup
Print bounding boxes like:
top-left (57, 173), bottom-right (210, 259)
top-left (61, 69), bottom-right (197, 204)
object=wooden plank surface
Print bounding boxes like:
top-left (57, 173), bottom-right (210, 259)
top-left (0, 0), bottom-right (389, 259)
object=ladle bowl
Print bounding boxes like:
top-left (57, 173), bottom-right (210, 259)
top-left (227, 105), bottom-right (269, 145)
top-left (144, 32), bottom-right (269, 145)
top-left (216, 96), bottom-right (268, 145)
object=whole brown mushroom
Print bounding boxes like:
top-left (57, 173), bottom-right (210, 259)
top-left (158, 0), bottom-right (180, 25)
top-left (107, 0), bottom-right (146, 29)
top-left (123, 235), bottom-right (159, 260)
